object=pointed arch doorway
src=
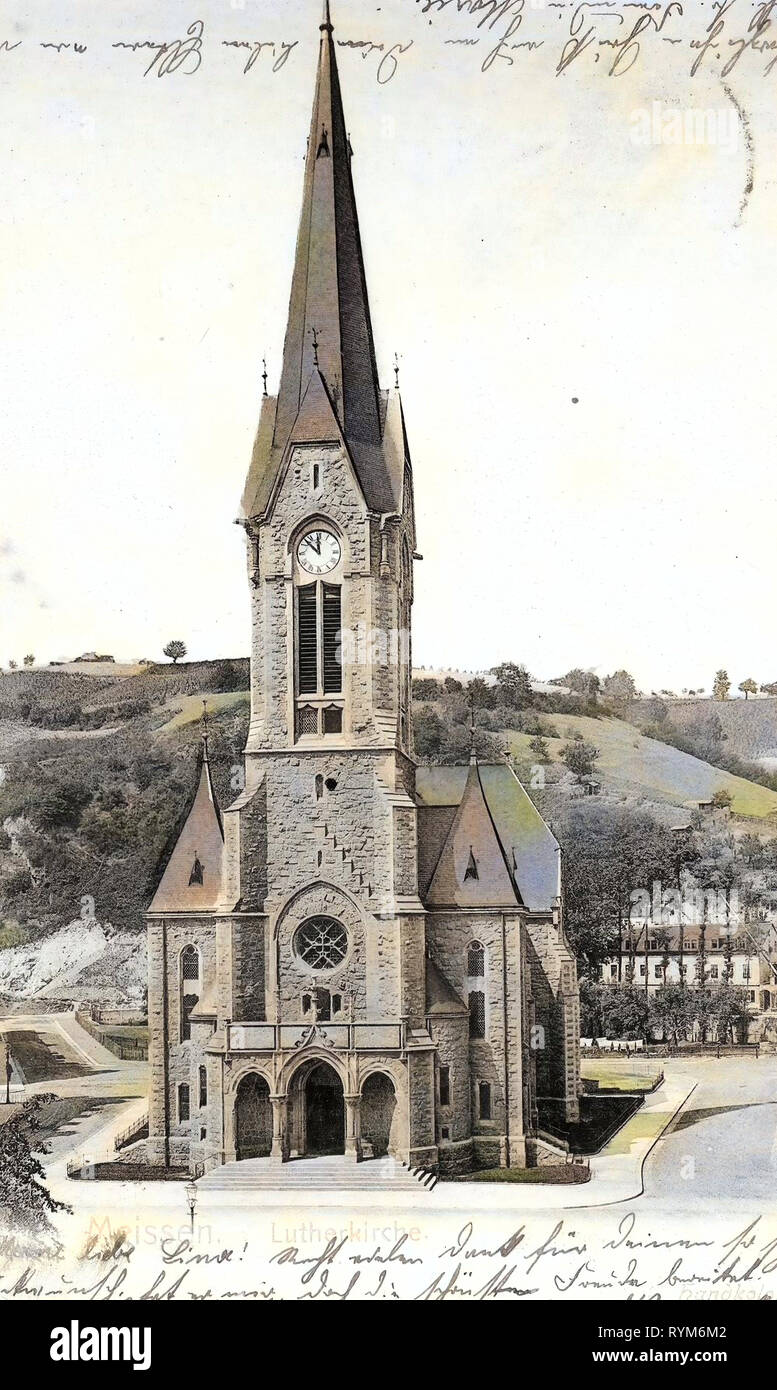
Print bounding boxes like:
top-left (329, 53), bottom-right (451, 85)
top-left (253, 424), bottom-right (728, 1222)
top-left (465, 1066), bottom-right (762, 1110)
top-left (304, 1061), bottom-right (345, 1155)
top-left (235, 1073), bottom-right (272, 1161)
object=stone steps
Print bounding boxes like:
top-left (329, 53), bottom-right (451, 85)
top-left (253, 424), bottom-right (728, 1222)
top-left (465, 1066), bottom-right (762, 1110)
top-left (196, 1154), bottom-right (427, 1191)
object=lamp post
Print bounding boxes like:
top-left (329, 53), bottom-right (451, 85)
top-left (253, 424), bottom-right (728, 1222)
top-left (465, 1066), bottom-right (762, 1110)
top-left (4, 1048), bottom-right (11, 1104)
top-left (185, 1180), bottom-right (198, 1234)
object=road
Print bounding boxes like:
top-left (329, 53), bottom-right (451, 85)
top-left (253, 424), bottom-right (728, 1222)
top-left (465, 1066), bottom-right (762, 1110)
top-left (3, 1013), bottom-right (775, 1214)
top-left (0, 1010), bottom-right (148, 1168)
top-left (642, 1056), bottom-right (777, 1209)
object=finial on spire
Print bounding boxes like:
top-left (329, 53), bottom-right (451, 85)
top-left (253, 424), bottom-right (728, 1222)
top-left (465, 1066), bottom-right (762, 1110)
top-left (311, 325), bottom-right (320, 367)
top-left (393, 352), bottom-right (400, 389)
top-left (320, 0), bottom-right (333, 32)
top-left (261, 357), bottom-right (268, 398)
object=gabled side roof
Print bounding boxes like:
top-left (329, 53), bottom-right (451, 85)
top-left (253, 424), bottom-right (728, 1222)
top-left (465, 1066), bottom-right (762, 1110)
top-left (425, 759), bottom-right (519, 909)
top-left (417, 762), bottom-right (560, 912)
top-left (147, 746), bottom-right (224, 914)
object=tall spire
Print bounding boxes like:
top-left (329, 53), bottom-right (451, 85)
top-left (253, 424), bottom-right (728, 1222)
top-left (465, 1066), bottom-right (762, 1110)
top-left (273, 0), bottom-right (383, 468)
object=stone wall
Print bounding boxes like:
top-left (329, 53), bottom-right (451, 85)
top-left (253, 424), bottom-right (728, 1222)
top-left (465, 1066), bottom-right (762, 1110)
top-left (146, 916), bottom-right (217, 1166)
top-left (428, 1013), bottom-right (470, 1142)
top-left (426, 909), bottom-right (527, 1152)
top-left (244, 442), bottom-right (415, 756)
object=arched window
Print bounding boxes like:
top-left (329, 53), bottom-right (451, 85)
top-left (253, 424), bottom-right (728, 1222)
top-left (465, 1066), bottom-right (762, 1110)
top-left (199, 1066), bottom-right (207, 1108)
top-left (180, 945), bottom-right (200, 1042)
top-left (467, 941), bottom-right (485, 978)
top-left (178, 1083), bottom-right (190, 1123)
top-left (469, 990), bottom-right (486, 1039)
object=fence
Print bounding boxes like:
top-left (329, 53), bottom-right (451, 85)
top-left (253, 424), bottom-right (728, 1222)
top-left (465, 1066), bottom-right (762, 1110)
top-left (647, 1041), bottom-right (760, 1060)
top-left (114, 1112), bottom-right (149, 1152)
top-left (75, 1008), bottom-right (148, 1061)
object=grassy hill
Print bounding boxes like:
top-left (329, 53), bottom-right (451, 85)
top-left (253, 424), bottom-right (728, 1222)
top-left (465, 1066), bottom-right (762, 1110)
top-left (508, 713), bottom-right (777, 820)
top-left (2, 662), bottom-right (777, 963)
top-left (659, 697), bottom-right (777, 768)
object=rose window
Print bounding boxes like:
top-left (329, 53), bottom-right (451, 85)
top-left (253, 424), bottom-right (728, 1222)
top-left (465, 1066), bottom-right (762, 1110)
top-left (294, 916), bottom-right (348, 971)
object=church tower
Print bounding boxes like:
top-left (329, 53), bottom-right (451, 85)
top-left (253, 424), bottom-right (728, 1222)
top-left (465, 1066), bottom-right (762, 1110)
top-left (145, 0), bottom-right (580, 1180)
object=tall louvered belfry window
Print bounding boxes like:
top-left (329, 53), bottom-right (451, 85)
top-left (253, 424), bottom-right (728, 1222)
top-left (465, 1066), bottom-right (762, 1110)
top-left (294, 531), bottom-right (344, 739)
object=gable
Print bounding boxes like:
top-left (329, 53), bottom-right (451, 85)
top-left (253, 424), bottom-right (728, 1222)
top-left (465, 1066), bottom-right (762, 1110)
top-left (425, 761), bottom-right (519, 909)
top-left (417, 763), bottom-right (560, 912)
top-left (148, 754), bottom-right (224, 914)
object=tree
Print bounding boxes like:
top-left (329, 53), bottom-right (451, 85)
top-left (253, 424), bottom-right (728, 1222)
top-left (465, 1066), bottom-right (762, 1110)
top-left (650, 984), bottom-right (693, 1047)
top-left (761, 681), bottom-right (777, 696)
top-left (690, 987), bottom-right (716, 1043)
top-left (642, 696), bottom-right (668, 725)
top-left (412, 677), bottom-right (440, 701)
top-left (529, 734), bottom-right (550, 763)
top-left (467, 677), bottom-right (494, 710)
top-left (562, 668), bottom-right (600, 702)
top-left (7, 659), bottom-right (17, 670)
top-left (603, 669), bottom-right (637, 708)
top-left (739, 834), bottom-right (764, 868)
top-left (34, 778), bottom-right (92, 831)
top-left (711, 788), bottom-right (733, 810)
top-left (579, 976), bottom-right (610, 1037)
top-left (443, 676), bottom-right (463, 695)
top-left (490, 662), bottom-right (533, 709)
top-left (560, 736), bottom-right (600, 781)
top-left (0, 1094), bottom-right (71, 1234)
top-left (712, 985), bottom-right (751, 1045)
top-left (163, 640), bottom-right (187, 664)
top-left (414, 706), bottom-right (445, 758)
top-left (23, 654), bottom-right (34, 667)
top-left (712, 669), bottom-right (731, 701)
top-left (559, 803), bottom-right (694, 971)
top-left (738, 678), bottom-right (758, 700)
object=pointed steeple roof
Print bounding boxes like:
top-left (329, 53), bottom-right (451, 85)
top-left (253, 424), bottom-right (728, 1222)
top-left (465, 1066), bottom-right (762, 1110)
top-left (272, 2), bottom-right (385, 491)
top-left (241, 2), bottom-right (410, 521)
top-left (289, 366), bottom-right (343, 445)
top-left (147, 731), bottom-right (225, 914)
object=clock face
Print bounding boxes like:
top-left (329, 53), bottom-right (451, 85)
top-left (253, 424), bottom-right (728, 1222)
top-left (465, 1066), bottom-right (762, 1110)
top-left (297, 529), bottom-right (341, 575)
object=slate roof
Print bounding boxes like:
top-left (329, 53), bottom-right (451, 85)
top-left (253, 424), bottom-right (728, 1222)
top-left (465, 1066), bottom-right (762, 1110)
top-left (240, 1), bottom-right (407, 522)
top-left (425, 956), bottom-right (467, 1015)
top-left (416, 762), bottom-right (560, 912)
top-left (147, 744), bottom-right (224, 914)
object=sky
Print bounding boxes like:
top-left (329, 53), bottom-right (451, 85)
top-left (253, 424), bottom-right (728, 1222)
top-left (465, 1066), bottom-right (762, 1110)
top-left (0, 0), bottom-right (776, 693)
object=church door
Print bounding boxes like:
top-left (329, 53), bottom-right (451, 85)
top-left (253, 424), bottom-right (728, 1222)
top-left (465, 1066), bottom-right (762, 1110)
top-left (304, 1062), bottom-right (345, 1155)
top-left (360, 1072), bottom-right (397, 1156)
top-left (235, 1073), bottom-right (272, 1160)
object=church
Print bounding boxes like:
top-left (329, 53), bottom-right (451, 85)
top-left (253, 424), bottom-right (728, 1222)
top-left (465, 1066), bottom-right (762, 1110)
top-left (145, 1), bottom-right (581, 1178)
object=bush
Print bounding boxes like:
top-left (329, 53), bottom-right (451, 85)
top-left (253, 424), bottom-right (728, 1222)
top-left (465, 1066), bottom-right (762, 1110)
top-left (34, 780), bottom-right (92, 831)
top-left (210, 661), bottom-right (248, 694)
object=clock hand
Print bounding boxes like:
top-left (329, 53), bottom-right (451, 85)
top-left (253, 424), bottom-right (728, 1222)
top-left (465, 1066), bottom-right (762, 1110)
top-left (311, 533), bottom-right (321, 554)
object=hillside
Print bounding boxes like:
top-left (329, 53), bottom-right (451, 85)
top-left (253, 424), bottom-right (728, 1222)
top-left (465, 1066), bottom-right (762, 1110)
top-left (509, 714), bottom-right (777, 820)
top-left (658, 697), bottom-right (777, 769)
top-left (2, 661), bottom-right (777, 1009)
